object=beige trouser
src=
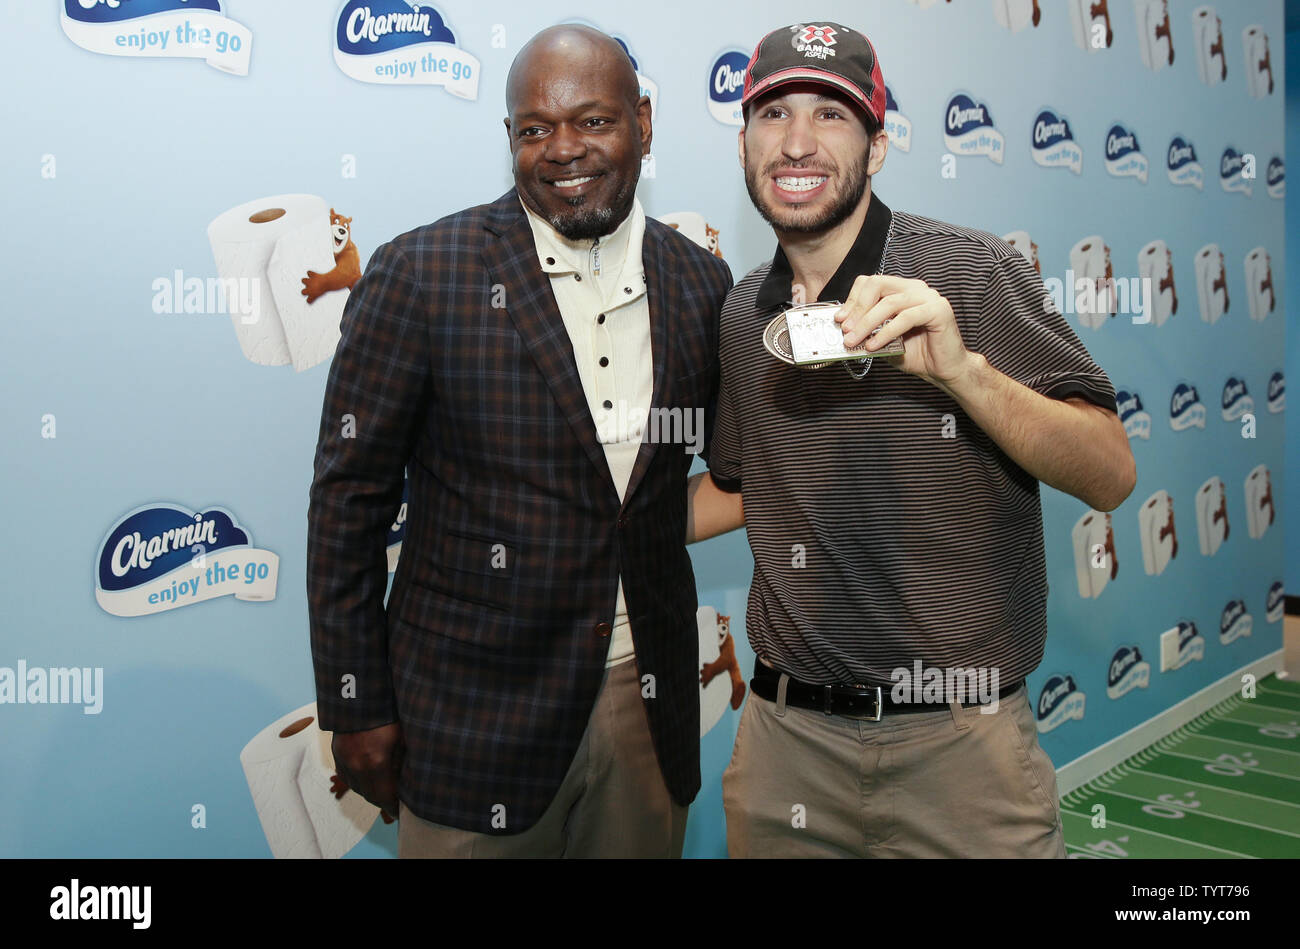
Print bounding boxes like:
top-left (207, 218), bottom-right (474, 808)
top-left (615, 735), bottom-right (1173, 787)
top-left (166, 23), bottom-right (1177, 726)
top-left (398, 655), bottom-right (688, 858)
top-left (723, 677), bottom-right (1067, 858)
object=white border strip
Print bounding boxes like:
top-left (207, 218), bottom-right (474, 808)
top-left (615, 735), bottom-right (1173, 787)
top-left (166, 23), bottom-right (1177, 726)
top-left (1055, 648), bottom-right (1287, 796)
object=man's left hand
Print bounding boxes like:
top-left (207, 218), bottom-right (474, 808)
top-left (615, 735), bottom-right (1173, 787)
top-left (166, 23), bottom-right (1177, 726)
top-left (834, 275), bottom-right (974, 390)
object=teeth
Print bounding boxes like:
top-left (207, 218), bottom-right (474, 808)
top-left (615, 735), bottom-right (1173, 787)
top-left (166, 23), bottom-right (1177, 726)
top-left (553, 176), bottom-right (596, 188)
top-left (775, 176), bottom-right (827, 192)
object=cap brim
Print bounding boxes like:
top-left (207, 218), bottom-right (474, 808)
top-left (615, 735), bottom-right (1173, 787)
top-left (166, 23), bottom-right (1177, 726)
top-left (741, 67), bottom-right (874, 118)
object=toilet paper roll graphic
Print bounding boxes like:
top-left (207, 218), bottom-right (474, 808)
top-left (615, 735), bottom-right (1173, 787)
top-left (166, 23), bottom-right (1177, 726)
top-left (207, 195), bottom-right (346, 371)
top-left (1194, 244), bottom-right (1228, 324)
top-left (1069, 236), bottom-right (1115, 330)
top-left (1243, 27), bottom-right (1273, 98)
top-left (1138, 489), bottom-right (1177, 576)
top-left (1244, 247), bottom-right (1274, 322)
top-left (1137, 240), bottom-right (1177, 326)
top-left (241, 703), bottom-right (379, 859)
top-left (1195, 476), bottom-right (1228, 556)
top-left (1003, 230), bottom-right (1040, 273)
top-left (1070, 0), bottom-right (1112, 51)
top-left (992, 0), bottom-right (1040, 33)
top-left (1192, 6), bottom-right (1226, 85)
top-left (1135, 0), bottom-right (1174, 70)
top-left (1245, 465), bottom-right (1274, 540)
top-left (1072, 510), bottom-right (1114, 598)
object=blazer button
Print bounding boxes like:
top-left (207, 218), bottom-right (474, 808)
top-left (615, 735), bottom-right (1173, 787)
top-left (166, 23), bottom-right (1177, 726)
top-left (595, 622), bottom-right (612, 638)
top-left (617, 514), bottom-right (628, 528)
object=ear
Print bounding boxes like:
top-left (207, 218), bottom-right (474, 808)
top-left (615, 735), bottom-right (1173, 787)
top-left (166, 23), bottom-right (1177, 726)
top-left (636, 95), bottom-right (653, 157)
top-left (737, 126), bottom-right (747, 172)
top-left (867, 127), bottom-right (889, 176)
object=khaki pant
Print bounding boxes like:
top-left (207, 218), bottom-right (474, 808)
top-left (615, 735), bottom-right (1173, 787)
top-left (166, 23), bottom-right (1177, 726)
top-left (398, 655), bottom-right (688, 858)
top-left (723, 679), bottom-right (1066, 858)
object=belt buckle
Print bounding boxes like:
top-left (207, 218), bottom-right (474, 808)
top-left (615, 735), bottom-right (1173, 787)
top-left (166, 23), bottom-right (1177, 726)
top-left (870, 685), bottom-right (882, 722)
top-left (822, 685), bottom-right (834, 716)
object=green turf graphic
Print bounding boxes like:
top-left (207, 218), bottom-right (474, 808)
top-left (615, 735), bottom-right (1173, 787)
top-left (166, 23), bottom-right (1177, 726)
top-left (1061, 675), bottom-right (1300, 859)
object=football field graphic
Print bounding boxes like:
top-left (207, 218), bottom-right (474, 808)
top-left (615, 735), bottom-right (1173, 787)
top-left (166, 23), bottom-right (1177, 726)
top-left (1063, 676), bottom-right (1300, 858)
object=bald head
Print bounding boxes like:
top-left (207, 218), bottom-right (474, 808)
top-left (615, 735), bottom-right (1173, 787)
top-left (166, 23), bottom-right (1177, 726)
top-left (505, 25), bottom-right (640, 116)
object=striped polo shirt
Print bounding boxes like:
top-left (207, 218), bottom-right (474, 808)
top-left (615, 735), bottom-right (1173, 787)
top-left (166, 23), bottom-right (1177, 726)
top-left (707, 193), bottom-right (1117, 688)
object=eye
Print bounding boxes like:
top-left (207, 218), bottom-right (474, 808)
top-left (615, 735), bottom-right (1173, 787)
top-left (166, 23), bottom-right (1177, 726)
top-left (761, 106), bottom-right (787, 119)
top-left (519, 127), bottom-right (547, 138)
top-left (585, 117), bottom-right (614, 128)
top-left (818, 109), bottom-right (844, 120)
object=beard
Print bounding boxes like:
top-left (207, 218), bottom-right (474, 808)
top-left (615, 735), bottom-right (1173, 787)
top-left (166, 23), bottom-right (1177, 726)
top-left (744, 152), bottom-right (869, 234)
top-left (543, 175), bottom-right (637, 241)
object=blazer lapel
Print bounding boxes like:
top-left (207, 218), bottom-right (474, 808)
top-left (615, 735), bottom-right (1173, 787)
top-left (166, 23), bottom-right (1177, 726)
top-left (622, 223), bottom-right (677, 504)
top-left (482, 190), bottom-right (614, 489)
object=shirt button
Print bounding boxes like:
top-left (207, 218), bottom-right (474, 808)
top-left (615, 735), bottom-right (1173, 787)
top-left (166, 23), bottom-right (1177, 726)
top-left (595, 622), bottom-right (612, 638)
top-left (599, 356), bottom-right (609, 367)
top-left (574, 274), bottom-right (582, 282)
top-left (597, 314), bottom-right (606, 324)
top-left (603, 399), bottom-right (613, 410)
top-left (546, 256), bottom-right (555, 266)
top-left (624, 287), bottom-right (632, 294)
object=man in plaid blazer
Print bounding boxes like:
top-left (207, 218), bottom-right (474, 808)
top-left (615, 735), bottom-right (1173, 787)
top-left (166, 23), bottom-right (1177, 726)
top-left (307, 25), bottom-right (734, 857)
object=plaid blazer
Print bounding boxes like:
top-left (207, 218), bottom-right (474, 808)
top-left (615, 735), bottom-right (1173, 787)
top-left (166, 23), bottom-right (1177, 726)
top-left (307, 188), bottom-right (733, 834)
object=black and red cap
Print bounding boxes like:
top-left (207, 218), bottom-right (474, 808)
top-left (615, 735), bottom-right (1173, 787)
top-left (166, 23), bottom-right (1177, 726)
top-left (741, 22), bottom-right (886, 128)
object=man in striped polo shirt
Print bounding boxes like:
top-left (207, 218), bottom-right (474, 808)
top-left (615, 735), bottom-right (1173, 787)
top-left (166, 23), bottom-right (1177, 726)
top-left (701, 22), bottom-right (1136, 857)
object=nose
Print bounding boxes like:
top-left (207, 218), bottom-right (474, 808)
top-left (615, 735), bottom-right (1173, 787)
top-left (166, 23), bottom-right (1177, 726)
top-left (545, 123), bottom-right (588, 164)
top-left (781, 111), bottom-right (818, 162)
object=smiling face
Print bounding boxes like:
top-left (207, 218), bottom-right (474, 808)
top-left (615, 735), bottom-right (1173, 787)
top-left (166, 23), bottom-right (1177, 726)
top-left (505, 29), bottom-right (651, 241)
top-left (740, 84), bottom-right (887, 236)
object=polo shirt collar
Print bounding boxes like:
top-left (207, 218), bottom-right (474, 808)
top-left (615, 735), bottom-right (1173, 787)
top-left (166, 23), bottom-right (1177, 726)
top-left (755, 192), bottom-right (893, 310)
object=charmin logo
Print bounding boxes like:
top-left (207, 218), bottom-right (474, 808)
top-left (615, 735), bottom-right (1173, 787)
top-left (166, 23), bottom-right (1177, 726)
top-left (1219, 147), bottom-right (1252, 196)
top-left (1220, 377), bottom-right (1253, 421)
top-left (1106, 646), bottom-right (1150, 700)
top-left (706, 48), bottom-right (748, 126)
top-left (1116, 389), bottom-right (1151, 440)
top-left (387, 475), bottom-right (408, 573)
top-left (1167, 619), bottom-right (1205, 670)
top-left (1266, 157), bottom-right (1285, 198)
top-left (1267, 371), bottom-right (1285, 414)
top-left (884, 85), bottom-right (912, 152)
top-left (1, 662), bottom-right (103, 715)
top-left (943, 92), bottom-right (1004, 164)
top-left (1266, 581), bottom-right (1285, 623)
top-left (1219, 599), bottom-right (1253, 644)
top-left (95, 503), bottom-right (278, 617)
top-left (1036, 673), bottom-right (1085, 733)
top-left (1166, 135), bottom-right (1204, 190)
top-left (49, 879), bottom-right (150, 929)
top-left (1030, 108), bottom-right (1082, 175)
top-left (1104, 123), bottom-right (1147, 183)
top-left (333, 1), bottom-right (479, 98)
top-left (1169, 382), bottom-right (1205, 431)
top-left (60, 0), bottom-right (251, 75)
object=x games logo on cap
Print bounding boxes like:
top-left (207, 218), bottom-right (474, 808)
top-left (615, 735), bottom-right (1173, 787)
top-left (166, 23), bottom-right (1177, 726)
top-left (800, 25), bottom-right (838, 47)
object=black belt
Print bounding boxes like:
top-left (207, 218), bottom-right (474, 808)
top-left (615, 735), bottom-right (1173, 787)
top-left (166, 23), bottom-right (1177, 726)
top-left (751, 661), bottom-right (1025, 720)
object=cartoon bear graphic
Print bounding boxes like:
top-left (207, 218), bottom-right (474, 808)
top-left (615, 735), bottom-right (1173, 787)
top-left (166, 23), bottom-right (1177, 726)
top-left (701, 614), bottom-right (747, 710)
top-left (302, 209), bottom-right (361, 304)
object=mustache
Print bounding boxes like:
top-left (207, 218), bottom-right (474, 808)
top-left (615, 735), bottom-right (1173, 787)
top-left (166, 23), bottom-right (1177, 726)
top-left (760, 161), bottom-right (837, 178)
